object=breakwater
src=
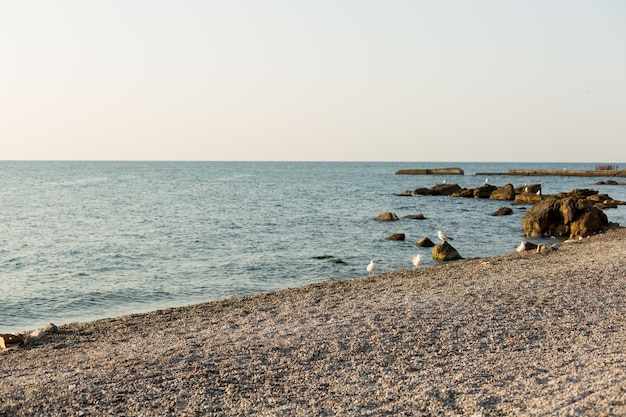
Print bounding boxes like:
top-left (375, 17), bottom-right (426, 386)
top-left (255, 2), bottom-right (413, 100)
top-left (395, 167), bottom-right (464, 175)
top-left (475, 169), bottom-right (626, 178)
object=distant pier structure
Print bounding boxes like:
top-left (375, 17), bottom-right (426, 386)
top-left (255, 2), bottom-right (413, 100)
top-left (474, 169), bottom-right (626, 178)
top-left (395, 167), bottom-right (464, 175)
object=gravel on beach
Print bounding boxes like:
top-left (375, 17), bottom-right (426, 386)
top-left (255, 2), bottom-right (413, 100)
top-left (2, 227), bottom-right (626, 416)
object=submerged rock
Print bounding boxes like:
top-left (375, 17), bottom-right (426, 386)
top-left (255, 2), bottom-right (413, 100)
top-left (492, 207), bottom-right (513, 216)
top-left (416, 237), bottom-right (435, 247)
top-left (374, 212), bottom-right (399, 221)
top-left (403, 214), bottom-right (425, 220)
top-left (431, 184), bottom-right (464, 196)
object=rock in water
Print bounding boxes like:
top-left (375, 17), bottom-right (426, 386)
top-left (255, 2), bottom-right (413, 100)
top-left (492, 207), bottom-right (513, 216)
top-left (522, 197), bottom-right (608, 238)
top-left (432, 241), bottom-right (462, 261)
top-left (416, 237), bottom-right (435, 247)
top-left (373, 212), bottom-right (399, 221)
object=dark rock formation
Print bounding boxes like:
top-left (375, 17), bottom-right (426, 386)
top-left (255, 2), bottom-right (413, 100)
top-left (515, 241), bottom-right (538, 252)
top-left (515, 184), bottom-right (542, 195)
top-left (431, 184), bottom-right (463, 196)
top-left (490, 184), bottom-right (516, 201)
top-left (451, 189), bottom-right (475, 198)
top-left (515, 193), bottom-right (544, 204)
top-left (374, 212), bottom-right (399, 221)
top-left (432, 241), bottom-right (462, 261)
top-left (403, 214), bottom-right (425, 220)
top-left (386, 233), bottom-right (406, 241)
top-left (556, 188), bottom-right (600, 199)
top-left (492, 207), bottom-right (513, 216)
top-left (474, 184), bottom-right (497, 199)
top-left (412, 187), bottom-right (433, 196)
top-left (522, 197), bottom-right (608, 238)
top-left (554, 188), bottom-right (625, 209)
top-left (569, 209), bottom-right (610, 238)
top-left (416, 237), bottom-right (435, 247)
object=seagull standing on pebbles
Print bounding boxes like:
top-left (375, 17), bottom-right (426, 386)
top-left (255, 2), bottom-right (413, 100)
top-left (412, 254), bottom-right (423, 267)
top-left (437, 230), bottom-right (454, 242)
top-left (367, 260), bottom-right (377, 274)
top-left (516, 241), bottom-right (526, 252)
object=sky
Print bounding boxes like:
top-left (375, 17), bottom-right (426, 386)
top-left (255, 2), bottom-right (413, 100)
top-left (1, 1), bottom-right (625, 162)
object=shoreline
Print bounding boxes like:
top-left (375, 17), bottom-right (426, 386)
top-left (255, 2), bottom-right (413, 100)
top-left (2, 227), bottom-right (626, 416)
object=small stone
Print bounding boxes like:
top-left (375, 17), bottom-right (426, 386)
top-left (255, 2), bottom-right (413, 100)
top-left (43, 323), bottom-right (59, 333)
top-left (403, 214), bottom-right (425, 220)
top-left (373, 212), bottom-right (399, 221)
top-left (416, 237), bottom-right (435, 247)
top-left (492, 207), bottom-right (513, 216)
top-left (30, 329), bottom-right (45, 340)
top-left (0, 334), bottom-right (25, 350)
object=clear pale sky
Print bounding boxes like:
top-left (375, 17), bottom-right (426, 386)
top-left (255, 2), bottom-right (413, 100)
top-left (2, 1), bottom-right (625, 162)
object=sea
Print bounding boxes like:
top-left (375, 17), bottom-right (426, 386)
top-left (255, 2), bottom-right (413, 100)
top-left (2, 161), bottom-right (625, 333)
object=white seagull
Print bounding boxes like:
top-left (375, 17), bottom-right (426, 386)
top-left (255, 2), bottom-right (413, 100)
top-left (412, 254), bottom-right (423, 267)
top-left (516, 241), bottom-right (526, 252)
top-left (437, 230), bottom-right (454, 242)
top-left (367, 260), bottom-right (377, 274)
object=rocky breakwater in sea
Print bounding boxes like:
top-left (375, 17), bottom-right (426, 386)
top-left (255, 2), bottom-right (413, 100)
top-left (397, 182), bottom-right (542, 201)
top-left (395, 182), bottom-right (625, 244)
top-left (399, 182), bottom-right (624, 209)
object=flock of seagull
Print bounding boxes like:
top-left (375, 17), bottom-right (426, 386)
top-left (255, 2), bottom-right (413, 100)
top-left (367, 230), bottom-right (454, 274)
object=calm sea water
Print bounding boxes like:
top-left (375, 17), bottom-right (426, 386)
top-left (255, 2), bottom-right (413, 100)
top-left (1, 161), bottom-right (625, 333)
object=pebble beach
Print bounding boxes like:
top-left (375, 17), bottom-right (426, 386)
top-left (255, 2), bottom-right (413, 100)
top-left (2, 227), bottom-right (626, 416)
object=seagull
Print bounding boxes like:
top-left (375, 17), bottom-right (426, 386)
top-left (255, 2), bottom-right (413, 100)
top-left (437, 230), bottom-right (453, 242)
top-left (516, 241), bottom-right (526, 252)
top-left (442, 179), bottom-right (446, 184)
top-left (536, 189), bottom-right (541, 196)
top-left (367, 260), bottom-right (377, 274)
top-left (485, 178), bottom-right (489, 184)
top-left (412, 254), bottom-right (423, 267)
